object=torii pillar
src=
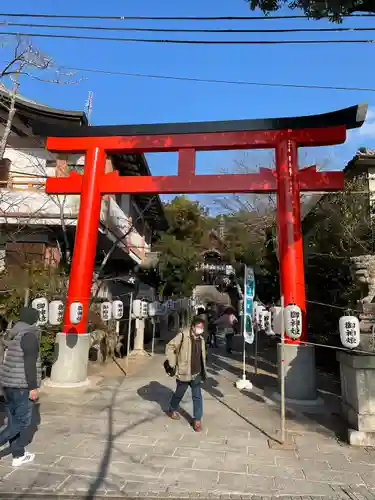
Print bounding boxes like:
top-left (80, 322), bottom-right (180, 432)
top-left (39, 103), bottom-right (367, 395)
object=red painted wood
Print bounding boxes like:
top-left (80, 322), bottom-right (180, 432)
top-left (45, 167), bottom-right (343, 195)
top-left (46, 125), bottom-right (346, 154)
top-left (62, 147), bottom-right (106, 334)
top-left (298, 165), bottom-right (344, 191)
top-left (46, 122), bottom-right (348, 340)
top-left (275, 139), bottom-right (306, 344)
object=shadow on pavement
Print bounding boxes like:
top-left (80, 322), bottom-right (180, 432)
top-left (137, 380), bottom-right (192, 423)
top-left (212, 335), bottom-right (346, 440)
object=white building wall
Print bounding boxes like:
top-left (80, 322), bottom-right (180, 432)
top-left (0, 145), bottom-right (149, 264)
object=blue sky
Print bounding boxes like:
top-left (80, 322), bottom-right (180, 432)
top-left (1, 0), bottom-right (375, 209)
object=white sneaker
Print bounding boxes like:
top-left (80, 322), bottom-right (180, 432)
top-left (12, 451), bottom-right (35, 467)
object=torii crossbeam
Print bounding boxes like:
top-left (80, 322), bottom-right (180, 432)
top-left (37, 103), bottom-right (367, 345)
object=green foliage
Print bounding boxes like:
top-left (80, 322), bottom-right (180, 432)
top-left (151, 197), bottom-right (206, 297)
top-left (304, 174), bottom-right (374, 345)
top-left (147, 196), bottom-right (279, 303)
top-left (247, 0), bottom-right (374, 22)
top-left (0, 264), bottom-right (68, 366)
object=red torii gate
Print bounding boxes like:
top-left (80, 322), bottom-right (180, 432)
top-left (38, 103), bottom-right (367, 345)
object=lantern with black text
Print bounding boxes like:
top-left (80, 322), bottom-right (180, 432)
top-left (256, 305), bottom-right (266, 330)
top-left (49, 300), bottom-right (64, 326)
top-left (112, 300), bottom-right (124, 320)
top-left (100, 301), bottom-right (112, 322)
top-left (141, 300), bottom-right (149, 318)
top-left (70, 302), bottom-right (83, 324)
top-left (253, 301), bottom-right (258, 323)
top-left (284, 304), bottom-right (302, 340)
top-left (263, 310), bottom-right (274, 336)
top-left (339, 315), bottom-right (360, 349)
top-left (31, 297), bottom-right (49, 326)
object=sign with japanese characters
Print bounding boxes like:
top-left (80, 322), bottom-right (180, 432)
top-left (112, 300), bottom-right (124, 320)
top-left (339, 315), bottom-right (360, 349)
top-left (243, 266), bottom-right (255, 344)
top-left (284, 304), bottom-right (302, 340)
top-left (70, 302), bottom-right (83, 324)
top-left (31, 297), bottom-right (49, 326)
top-left (49, 300), bottom-right (64, 325)
top-left (100, 302), bottom-right (112, 322)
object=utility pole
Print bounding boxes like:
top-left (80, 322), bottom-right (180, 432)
top-left (85, 91), bottom-right (94, 125)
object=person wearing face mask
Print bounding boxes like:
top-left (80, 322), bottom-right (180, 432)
top-left (165, 316), bottom-right (207, 432)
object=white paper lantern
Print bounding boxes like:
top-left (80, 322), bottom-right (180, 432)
top-left (258, 309), bottom-right (265, 330)
top-left (255, 305), bottom-right (266, 330)
top-left (112, 300), bottom-right (124, 321)
top-left (148, 301), bottom-right (158, 317)
top-left (263, 310), bottom-right (274, 336)
top-left (31, 297), bottom-right (49, 326)
top-left (49, 300), bottom-right (64, 326)
top-left (141, 301), bottom-right (149, 318)
top-left (284, 304), bottom-right (302, 340)
top-left (270, 306), bottom-right (282, 336)
top-left (70, 302), bottom-right (83, 324)
top-left (253, 301), bottom-right (258, 321)
top-left (132, 299), bottom-right (142, 318)
top-left (100, 301), bottom-right (112, 322)
top-left (339, 315), bottom-right (360, 349)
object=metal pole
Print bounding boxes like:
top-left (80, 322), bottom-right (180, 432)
top-left (242, 334), bottom-right (246, 378)
top-left (125, 292), bottom-right (133, 371)
top-left (254, 326), bottom-right (258, 375)
top-left (151, 317), bottom-right (156, 356)
top-left (24, 288), bottom-right (30, 307)
top-left (280, 295), bottom-right (286, 444)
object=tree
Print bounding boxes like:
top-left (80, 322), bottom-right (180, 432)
top-left (303, 170), bottom-right (374, 368)
top-left (144, 196), bottom-right (208, 298)
top-left (247, 0), bottom-right (375, 22)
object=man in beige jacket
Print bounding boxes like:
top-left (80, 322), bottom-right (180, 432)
top-left (165, 316), bottom-right (207, 432)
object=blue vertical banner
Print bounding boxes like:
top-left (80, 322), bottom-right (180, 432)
top-left (243, 266), bottom-right (255, 344)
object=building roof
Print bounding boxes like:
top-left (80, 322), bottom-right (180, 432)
top-left (0, 85), bottom-right (167, 231)
top-left (0, 85), bottom-right (88, 132)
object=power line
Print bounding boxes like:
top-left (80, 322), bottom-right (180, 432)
top-left (60, 65), bottom-right (375, 92)
top-left (3, 21), bottom-right (375, 34)
top-left (0, 30), bottom-right (375, 44)
top-left (0, 12), bottom-right (374, 21)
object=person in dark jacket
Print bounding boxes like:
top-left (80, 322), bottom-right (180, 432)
top-left (0, 307), bottom-right (41, 467)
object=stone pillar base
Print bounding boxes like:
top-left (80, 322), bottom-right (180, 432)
top-left (48, 333), bottom-right (90, 387)
top-left (277, 343), bottom-right (318, 402)
top-left (129, 349), bottom-right (149, 357)
top-left (338, 351), bottom-right (375, 446)
top-left (347, 429), bottom-right (375, 447)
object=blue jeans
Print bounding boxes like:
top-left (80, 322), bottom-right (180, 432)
top-left (0, 388), bottom-right (32, 458)
top-left (226, 333), bottom-right (234, 352)
top-left (169, 375), bottom-right (203, 421)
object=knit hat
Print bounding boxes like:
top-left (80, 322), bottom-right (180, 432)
top-left (19, 307), bottom-right (39, 325)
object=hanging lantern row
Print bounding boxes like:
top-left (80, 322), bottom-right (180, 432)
top-left (252, 302), bottom-right (302, 340)
top-left (31, 295), bottom-right (193, 325)
top-left (252, 301), bottom-right (360, 349)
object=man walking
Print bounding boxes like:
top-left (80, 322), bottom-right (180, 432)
top-left (0, 307), bottom-right (41, 467)
top-left (165, 316), bottom-right (207, 432)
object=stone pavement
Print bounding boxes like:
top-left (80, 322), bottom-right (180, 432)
top-left (1, 339), bottom-right (375, 499)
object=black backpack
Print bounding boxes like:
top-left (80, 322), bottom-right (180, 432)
top-left (163, 332), bottom-right (184, 377)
